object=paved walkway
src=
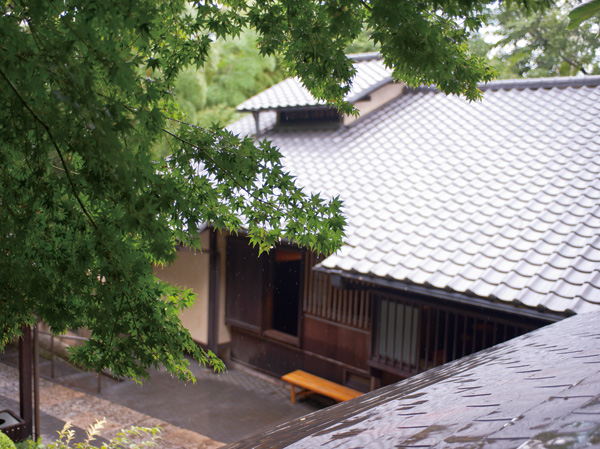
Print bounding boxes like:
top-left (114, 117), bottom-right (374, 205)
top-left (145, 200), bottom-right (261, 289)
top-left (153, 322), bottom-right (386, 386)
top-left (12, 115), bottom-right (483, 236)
top-left (0, 348), bottom-right (322, 447)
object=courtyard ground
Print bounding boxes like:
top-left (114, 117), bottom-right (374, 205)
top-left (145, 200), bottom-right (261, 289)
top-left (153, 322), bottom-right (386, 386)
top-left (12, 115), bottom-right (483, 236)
top-left (0, 347), bottom-right (323, 447)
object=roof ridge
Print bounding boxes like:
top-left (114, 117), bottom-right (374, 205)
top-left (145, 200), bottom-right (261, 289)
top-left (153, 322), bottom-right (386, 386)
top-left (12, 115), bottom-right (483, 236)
top-left (346, 52), bottom-right (382, 62)
top-left (480, 75), bottom-right (600, 91)
top-left (409, 75), bottom-right (600, 94)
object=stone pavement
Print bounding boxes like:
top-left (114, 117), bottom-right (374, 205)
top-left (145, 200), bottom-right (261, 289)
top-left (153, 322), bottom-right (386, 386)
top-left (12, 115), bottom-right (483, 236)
top-left (0, 361), bottom-right (223, 448)
top-left (0, 347), bottom-right (322, 447)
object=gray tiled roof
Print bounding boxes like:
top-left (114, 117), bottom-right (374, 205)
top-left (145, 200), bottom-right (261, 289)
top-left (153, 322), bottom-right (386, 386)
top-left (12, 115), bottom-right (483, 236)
top-left (227, 310), bottom-right (600, 448)
top-left (227, 111), bottom-right (277, 137)
top-left (236, 54), bottom-right (392, 112)
top-left (229, 75), bottom-right (600, 317)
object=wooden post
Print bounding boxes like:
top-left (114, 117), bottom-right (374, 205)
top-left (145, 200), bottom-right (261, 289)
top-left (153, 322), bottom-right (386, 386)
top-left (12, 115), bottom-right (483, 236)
top-left (18, 325), bottom-right (33, 439)
top-left (50, 334), bottom-right (55, 378)
top-left (253, 111), bottom-right (260, 139)
top-left (33, 325), bottom-right (40, 441)
top-left (208, 229), bottom-right (220, 355)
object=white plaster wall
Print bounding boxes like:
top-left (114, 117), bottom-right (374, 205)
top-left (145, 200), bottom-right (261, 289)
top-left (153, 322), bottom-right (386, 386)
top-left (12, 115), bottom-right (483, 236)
top-left (217, 231), bottom-right (231, 345)
top-left (154, 231), bottom-right (210, 345)
top-left (343, 83), bottom-right (405, 126)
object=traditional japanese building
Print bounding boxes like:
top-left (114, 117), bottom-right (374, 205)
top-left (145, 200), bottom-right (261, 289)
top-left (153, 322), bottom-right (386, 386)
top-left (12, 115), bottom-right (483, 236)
top-left (158, 53), bottom-right (600, 389)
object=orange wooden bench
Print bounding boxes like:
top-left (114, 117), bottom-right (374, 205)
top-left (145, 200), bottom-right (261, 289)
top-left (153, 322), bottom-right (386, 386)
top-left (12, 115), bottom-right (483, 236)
top-left (281, 370), bottom-right (362, 404)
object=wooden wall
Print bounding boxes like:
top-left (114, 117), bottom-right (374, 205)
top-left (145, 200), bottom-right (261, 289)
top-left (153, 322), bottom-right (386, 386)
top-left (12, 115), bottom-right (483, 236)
top-left (225, 239), bottom-right (552, 391)
top-left (230, 317), bottom-right (370, 391)
top-left (226, 244), bottom-right (372, 390)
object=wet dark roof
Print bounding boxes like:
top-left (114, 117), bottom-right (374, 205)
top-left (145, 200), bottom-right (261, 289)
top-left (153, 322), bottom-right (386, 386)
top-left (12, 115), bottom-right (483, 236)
top-left (228, 76), bottom-right (600, 317)
top-left (226, 311), bottom-right (600, 448)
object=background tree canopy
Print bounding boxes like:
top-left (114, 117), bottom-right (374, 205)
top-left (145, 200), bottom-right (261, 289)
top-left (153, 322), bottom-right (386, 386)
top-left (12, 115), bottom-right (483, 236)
top-left (471, 0), bottom-right (600, 77)
top-left (168, 27), bottom-right (378, 151)
top-left (0, 0), bottom-right (543, 381)
top-left (175, 29), bottom-right (285, 129)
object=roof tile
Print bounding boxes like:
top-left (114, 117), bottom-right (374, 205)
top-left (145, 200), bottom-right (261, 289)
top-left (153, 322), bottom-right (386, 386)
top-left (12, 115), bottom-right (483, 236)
top-left (237, 57), bottom-right (393, 112)
top-left (230, 74), bottom-right (600, 316)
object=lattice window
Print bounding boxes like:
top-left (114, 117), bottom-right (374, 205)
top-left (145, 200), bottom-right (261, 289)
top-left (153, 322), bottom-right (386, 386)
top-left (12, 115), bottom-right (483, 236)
top-left (302, 253), bottom-right (370, 330)
top-left (371, 292), bottom-right (539, 377)
top-left (377, 299), bottom-right (419, 367)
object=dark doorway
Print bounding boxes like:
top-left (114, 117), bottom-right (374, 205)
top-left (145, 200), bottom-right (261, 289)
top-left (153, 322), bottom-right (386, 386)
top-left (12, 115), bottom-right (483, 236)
top-left (271, 249), bottom-right (302, 336)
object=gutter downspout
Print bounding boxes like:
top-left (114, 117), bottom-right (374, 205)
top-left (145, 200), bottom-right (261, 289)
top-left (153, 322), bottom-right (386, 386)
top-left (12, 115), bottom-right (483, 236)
top-left (19, 325), bottom-right (33, 439)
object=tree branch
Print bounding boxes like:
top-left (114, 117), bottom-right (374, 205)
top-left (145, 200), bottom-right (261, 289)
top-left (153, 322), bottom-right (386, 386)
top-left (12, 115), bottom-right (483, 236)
top-left (0, 68), bottom-right (98, 231)
top-left (559, 52), bottom-right (588, 74)
top-left (161, 126), bottom-right (278, 212)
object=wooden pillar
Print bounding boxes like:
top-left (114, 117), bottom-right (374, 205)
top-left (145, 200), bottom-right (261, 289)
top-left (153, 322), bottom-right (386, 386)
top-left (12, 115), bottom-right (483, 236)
top-left (18, 325), bottom-right (33, 439)
top-left (207, 228), bottom-right (220, 355)
top-left (33, 325), bottom-right (40, 441)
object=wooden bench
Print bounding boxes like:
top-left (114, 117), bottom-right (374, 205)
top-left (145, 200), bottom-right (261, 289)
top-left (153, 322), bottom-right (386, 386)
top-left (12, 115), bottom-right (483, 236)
top-left (281, 370), bottom-right (362, 404)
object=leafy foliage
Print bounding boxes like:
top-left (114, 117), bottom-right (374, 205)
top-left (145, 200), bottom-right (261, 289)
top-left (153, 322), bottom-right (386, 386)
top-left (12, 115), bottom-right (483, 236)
top-left (0, 0), bottom-right (541, 381)
top-left (0, 431), bottom-right (16, 449)
top-left (172, 29), bottom-right (284, 132)
top-left (472, 0), bottom-right (600, 77)
top-left (345, 29), bottom-right (381, 54)
top-left (568, 0), bottom-right (600, 29)
top-left (241, 0), bottom-right (502, 107)
top-left (15, 420), bottom-right (160, 449)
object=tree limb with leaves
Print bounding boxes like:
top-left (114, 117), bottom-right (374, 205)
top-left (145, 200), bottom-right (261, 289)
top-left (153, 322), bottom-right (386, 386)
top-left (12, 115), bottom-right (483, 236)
top-left (471, 0), bottom-right (600, 77)
top-left (568, 0), bottom-right (600, 28)
top-left (0, 0), bottom-right (541, 382)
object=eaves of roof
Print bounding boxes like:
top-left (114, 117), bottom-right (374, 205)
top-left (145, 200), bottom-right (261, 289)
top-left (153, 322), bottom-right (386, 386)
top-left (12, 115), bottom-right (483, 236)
top-left (316, 266), bottom-right (565, 323)
top-left (346, 77), bottom-right (396, 104)
top-left (236, 57), bottom-right (393, 112)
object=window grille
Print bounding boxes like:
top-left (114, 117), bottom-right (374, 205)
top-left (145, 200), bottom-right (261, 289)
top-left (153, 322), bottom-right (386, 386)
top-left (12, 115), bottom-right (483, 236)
top-left (303, 253), bottom-right (370, 330)
top-left (377, 299), bottom-right (419, 367)
top-left (371, 292), bottom-right (538, 377)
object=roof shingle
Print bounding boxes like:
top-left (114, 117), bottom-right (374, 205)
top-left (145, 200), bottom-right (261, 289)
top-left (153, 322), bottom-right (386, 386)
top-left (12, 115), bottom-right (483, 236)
top-left (236, 55), bottom-right (392, 112)
top-left (229, 74), bottom-right (600, 317)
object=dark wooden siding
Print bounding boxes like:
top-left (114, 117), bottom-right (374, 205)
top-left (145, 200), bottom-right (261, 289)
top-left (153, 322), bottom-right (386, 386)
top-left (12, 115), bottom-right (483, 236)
top-left (225, 236), bottom-right (265, 333)
top-left (303, 316), bottom-right (369, 372)
top-left (227, 246), bottom-right (371, 388)
top-left (225, 239), bottom-right (551, 389)
top-left (230, 323), bottom-right (369, 390)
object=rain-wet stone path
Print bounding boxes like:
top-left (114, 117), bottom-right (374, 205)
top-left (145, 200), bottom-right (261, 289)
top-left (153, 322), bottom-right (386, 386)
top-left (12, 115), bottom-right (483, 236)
top-left (0, 347), bottom-right (323, 444)
top-left (96, 360), bottom-right (324, 443)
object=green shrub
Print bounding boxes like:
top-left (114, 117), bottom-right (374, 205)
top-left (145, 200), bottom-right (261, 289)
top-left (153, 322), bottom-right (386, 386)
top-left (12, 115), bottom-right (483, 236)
top-left (46, 419), bottom-right (160, 449)
top-left (14, 439), bottom-right (41, 449)
top-left (0, 431), bottom-right (16, 449)
top-left (12, 420), bottom-right (159, 449)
